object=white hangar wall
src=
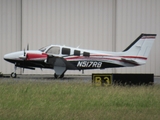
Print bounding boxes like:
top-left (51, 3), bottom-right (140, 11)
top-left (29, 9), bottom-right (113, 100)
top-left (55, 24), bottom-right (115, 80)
top-left (0, 0), bottom-right (21, 74)
top-left (0, 0), bottom-right (160, 76)
top-left (115, 0), bottom-right (160, 75)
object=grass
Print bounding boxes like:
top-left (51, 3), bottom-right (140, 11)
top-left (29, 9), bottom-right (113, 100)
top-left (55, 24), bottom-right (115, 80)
top-left (0, 80), bottom-right (160, 120)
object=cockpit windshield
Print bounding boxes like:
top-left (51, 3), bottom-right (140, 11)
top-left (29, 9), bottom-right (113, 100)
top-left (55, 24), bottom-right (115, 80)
top-left (46, 46), bottom-right (60, 54)
top-left (39, 45), bottom-right (60, 55)
top-left (39, 46), bottom-right (49, 52)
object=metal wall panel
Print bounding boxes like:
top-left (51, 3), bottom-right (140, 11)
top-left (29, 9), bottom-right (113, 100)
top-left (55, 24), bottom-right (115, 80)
top-left (22, 0), bottom-right (115, 74)
top-left (115, 0), bottom-right (160, 75)
top-left (0, 0), bottom-right (21, 74)
top-left (1, 0), bottom-right (160, 76)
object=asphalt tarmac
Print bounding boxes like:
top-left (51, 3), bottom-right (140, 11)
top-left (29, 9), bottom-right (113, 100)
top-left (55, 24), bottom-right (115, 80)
top-left (0, 74), bottom-right (160, 84)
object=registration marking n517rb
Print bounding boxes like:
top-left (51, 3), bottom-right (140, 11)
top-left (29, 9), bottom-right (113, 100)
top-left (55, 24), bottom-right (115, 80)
top-left (77, 61), bottom-right (102, 68)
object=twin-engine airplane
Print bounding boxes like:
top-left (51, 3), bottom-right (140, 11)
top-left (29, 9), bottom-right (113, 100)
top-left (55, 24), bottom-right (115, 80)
top-left (4, 34), bottom-right (156, 78)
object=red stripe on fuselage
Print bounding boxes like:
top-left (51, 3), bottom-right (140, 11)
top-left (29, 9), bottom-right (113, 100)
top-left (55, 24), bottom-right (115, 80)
top-left (121, 56), bottom-right (147, 60)
top-left (65, 55), bottom-right (147, 61)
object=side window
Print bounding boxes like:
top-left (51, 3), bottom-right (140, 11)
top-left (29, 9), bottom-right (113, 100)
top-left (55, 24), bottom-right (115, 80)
top-left (74, 50), bottom-right (80, 56)
top-left (47, 46), bottom-right (60, 54)
top-left (62, 48), bottom-right (70, 55)
top-left (83, 52), bottom-right (90, 57)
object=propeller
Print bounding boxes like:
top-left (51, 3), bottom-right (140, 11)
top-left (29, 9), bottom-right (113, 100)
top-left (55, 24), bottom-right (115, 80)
top-left (24, 49), bottom-right (26, 56)
top-left (23, 44), bottom-right (29, 57)
top-left (22, 44), bottom-right (29, 73)
top-left (27, 44), bottom-right (29, 51)
top-left (23, 48), bottom-right (26, 73)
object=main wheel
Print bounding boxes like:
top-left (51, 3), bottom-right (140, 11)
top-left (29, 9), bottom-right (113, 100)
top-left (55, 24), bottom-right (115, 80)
top-left (54, 73), bottom-right (64, 79)
top-left (11, 72), bottom-right (17, 78)
top-left (59, 73), bottom-right (64, 78)
top-left (54, 73), bottom-right (58, 79)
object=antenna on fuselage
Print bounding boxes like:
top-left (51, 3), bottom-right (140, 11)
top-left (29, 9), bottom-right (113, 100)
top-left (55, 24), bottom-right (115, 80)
top-left (76, 44), bottom-right (81, 48)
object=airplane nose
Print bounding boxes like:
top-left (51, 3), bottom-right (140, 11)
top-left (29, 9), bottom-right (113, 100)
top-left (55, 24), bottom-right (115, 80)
top-left (4, 53), bottom-right (11, 60)
top-left (4, 54), bottom-right (8, 60)
top-left (4, 51), bottom-right (24, 61)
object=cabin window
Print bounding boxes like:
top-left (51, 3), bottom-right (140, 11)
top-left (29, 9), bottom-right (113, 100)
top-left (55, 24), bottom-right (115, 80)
top-left (74, 50), bottom-right (80, 56)
top-left (62, 48), bottom-right (70, 55)
top-left (83, 52), bottom-right (90, 57)
top-left (47, 46), bottom-right (60, 54)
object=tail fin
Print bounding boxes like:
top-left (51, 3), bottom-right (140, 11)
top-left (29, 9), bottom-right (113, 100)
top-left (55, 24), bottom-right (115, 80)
top-left (122, 34), bottom-right (156, 65)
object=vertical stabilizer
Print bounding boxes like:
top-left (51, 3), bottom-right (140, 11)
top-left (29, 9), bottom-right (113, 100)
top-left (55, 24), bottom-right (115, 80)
top-left (123, 34), bottom-right (156, 64)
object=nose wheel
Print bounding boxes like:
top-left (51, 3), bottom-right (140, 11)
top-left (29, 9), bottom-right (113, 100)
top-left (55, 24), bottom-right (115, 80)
top-left (11, 72), bottom-right (17, 78)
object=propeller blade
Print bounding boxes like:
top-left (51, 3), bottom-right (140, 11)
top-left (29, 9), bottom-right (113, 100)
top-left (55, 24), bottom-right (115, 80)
top-left (27, 44), bottom-right (29, 50)
top-left (24, 49), bottom-right (26, 56)
top-left (23, 46), bottom-right (27, 73)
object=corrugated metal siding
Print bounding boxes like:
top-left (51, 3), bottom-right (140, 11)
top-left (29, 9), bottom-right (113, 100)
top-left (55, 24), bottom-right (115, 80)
top-left (115, 0), bottom-right (160, 75)
top-left (0, 0), bottom-right (160, 76)
top-left (0, 0), bottom-right (21, 74)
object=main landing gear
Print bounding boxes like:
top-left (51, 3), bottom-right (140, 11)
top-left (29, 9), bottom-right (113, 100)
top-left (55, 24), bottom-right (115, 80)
top-left (53, 58), bottom-right (66, 79)
top-left (54, 73), bottom-right (64, 79)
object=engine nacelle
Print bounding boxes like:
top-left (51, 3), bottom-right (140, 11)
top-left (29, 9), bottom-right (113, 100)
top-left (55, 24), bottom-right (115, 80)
top-left (26, 53), bottom-right (48, 61)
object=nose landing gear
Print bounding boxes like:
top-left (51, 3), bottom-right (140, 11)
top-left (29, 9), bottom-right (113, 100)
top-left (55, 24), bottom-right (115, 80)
top-left (11, 72), bottom-right (17, 78)
top-left (11, 64), bottom-right (17, 78)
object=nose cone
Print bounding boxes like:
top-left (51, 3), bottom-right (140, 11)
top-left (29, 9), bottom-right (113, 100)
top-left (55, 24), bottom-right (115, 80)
top-left (4, 53), bottom-right (15, 61)
top-left (4, 51), bottom-right (23, 62)
top-left (4, 53), bottom-right (12, 60)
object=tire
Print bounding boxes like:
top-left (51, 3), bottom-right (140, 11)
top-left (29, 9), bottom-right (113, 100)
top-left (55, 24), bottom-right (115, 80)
top-left (54, 73), bottom-right (64, 79)
top-left (54, 73), bottom-right (58, 79)
top-left (59, 73), bottom-right (64, 78)
top-left (11, 72), bottom-right (17, 78)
